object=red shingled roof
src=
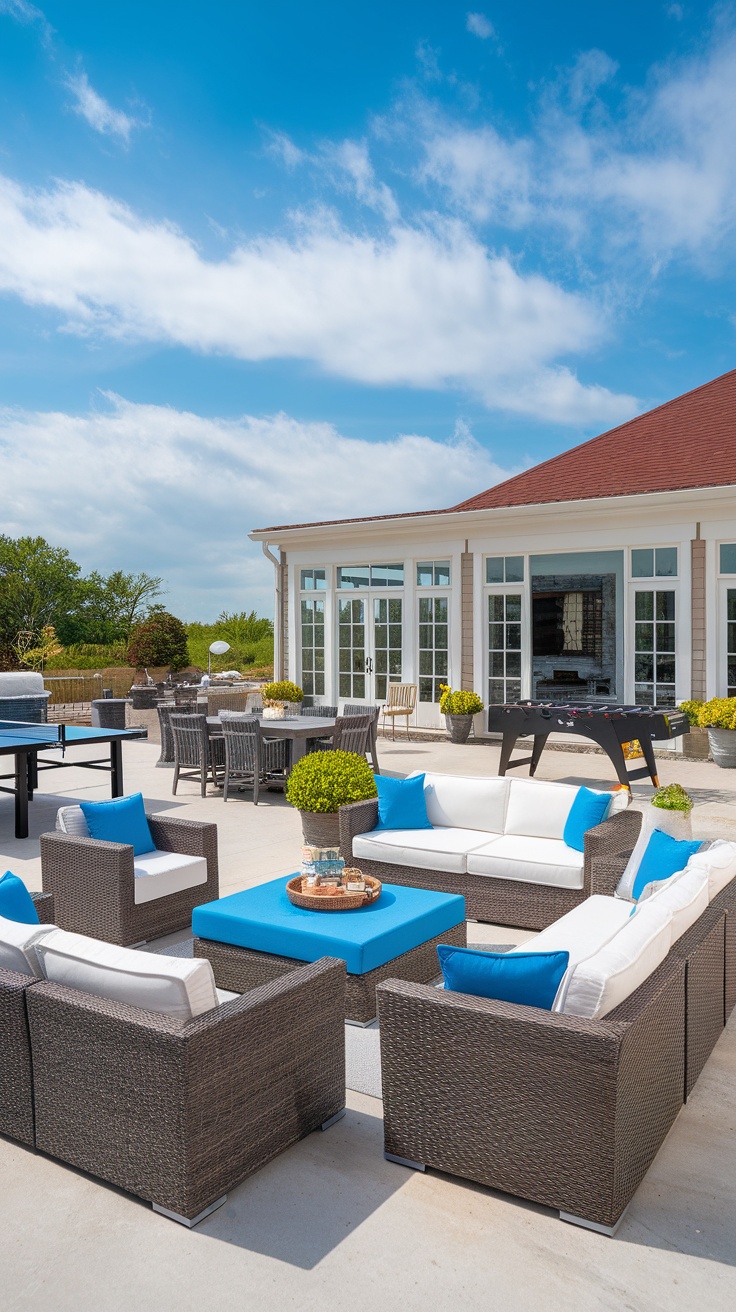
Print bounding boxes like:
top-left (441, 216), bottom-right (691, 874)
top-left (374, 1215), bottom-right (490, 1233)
top-left (252, 370), bottom-right (736, 533)
top-left (451, 368), bottom-right (736, 512)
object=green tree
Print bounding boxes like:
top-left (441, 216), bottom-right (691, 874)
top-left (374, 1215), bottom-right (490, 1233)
top-left (127, 612), bottom-right (189, 670)
top-left (215, 610), bottom-right (273, 645)
top-left (0, 536), bottom-right (83, 643)
top-left (75, 570), bottom-right (164, 643)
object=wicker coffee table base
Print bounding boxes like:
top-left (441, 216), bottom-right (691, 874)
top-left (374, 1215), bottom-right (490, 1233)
top-left (194, 921), bottom-right (466, 1023)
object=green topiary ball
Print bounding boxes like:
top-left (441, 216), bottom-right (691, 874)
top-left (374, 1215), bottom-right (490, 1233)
top-left (262, 680), bottom-right (303, 703)
top-left (286, 750), bottom-right (377, 814)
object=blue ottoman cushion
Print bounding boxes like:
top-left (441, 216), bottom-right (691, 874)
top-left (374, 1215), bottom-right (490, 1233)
top-left (192, 876), bottom-right (465, 975)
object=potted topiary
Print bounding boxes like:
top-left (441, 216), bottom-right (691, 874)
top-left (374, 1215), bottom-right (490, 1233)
top-left (439, 685), bottom-right (484, 744)
top-left (286, 749), bottom-right (377, 850)
top-left (261, 680), bottom-right (304, 719)
top-left (693, 697), bottom-right (736, 768)
top-left (647, 782), bottom-right (694, 841)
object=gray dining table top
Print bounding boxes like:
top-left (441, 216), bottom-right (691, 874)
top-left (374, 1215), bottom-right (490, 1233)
top-left (206, 715), bottom-right (336, 738)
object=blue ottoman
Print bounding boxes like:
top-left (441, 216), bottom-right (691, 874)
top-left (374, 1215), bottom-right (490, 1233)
top-left (193, 875), bottom-right (466, 1022)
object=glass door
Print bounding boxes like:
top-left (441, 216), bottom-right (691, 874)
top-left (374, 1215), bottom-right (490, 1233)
top-left (633, 589), bottom-right (676, 706)
top-left (488, 592), bottom-right (523, 704)
top-left (337, 595), bottom-right (403, 701)
top-left (718, 580), bottom-right (736, 696)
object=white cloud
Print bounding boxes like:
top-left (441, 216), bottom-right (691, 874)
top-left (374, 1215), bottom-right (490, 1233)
top-left (264, 129), bottom-right (305, 169)
top-left (466, 13), bottom-right (495, 41)
top-left (65, 71), bottom-right (143, 145)
top-left (324, 139), bottom-right (400, 221)
top-left (0, 171), bottom-right (635, 425)
top-left (0, 397), bottom-right (520, 618)
top-left (420, 124), bottom-right (532, 225)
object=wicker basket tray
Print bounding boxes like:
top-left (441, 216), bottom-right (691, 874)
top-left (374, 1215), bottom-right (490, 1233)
top-left (286, 874), bottom-right (382, 912)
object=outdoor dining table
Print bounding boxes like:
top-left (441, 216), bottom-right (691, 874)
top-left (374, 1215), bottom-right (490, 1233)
top-left (206, 714), bottom-right (337, 768)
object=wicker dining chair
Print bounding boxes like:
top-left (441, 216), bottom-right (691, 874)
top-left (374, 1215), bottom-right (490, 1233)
top-left (300, 705), bottom-right (339, 718)
top-left (332, 714), bottom-right (374, 757)
top-left (381, 683), bottom-right (417, 740)
top-left (171, 714), bottom-right (224, 797)
top-left (219, 713), bottom-right (290, 801)
top-left (207, 690), bottom-right (248, 716)
top-left (156, 702), bottom-right (199, 767)
top-left (173, 687), bottom-right (199, 707)
top-left (343, 703), bottom-right (380, 773)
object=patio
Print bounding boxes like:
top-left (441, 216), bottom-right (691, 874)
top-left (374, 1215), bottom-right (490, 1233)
top-left (2, 735), bottom-right (736, 1309)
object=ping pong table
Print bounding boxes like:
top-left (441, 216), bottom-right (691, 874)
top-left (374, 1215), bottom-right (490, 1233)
top-left (0, 720), bottom-right (147, 839)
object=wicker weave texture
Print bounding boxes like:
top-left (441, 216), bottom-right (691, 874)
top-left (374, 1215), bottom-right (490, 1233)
top-left (0, 969), bottom-right (38, 1146)
top-left (378, 956), bottom-right (685, 1229)
top-left (27, 958), bottom-right (346, 1221)
top-left (195, 921), bottom-right (466, 1023)
top-left (681, 916), bottom-right (726, 1098)
top-left (40, 814), bottom-right (218, 945)
top-left (339, 800), bottom-right (641, 930)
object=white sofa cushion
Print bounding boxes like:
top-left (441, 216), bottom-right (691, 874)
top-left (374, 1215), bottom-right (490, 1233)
top-left (352, 827), bottom-right (496, 875)
top-left (504, 779), bottom-right (625, 842)
top-left (510, 895), bottom-right (633, 974)
top-left (133, 849), bottom-right (208, 904)
top-left (56, 804), bottom-right (91, 838)
top-left (641, 866), bottom-right (709, 941)
top-left (0, 915), bottom-right (58, 977)
top-left (36, 930), bottom-right (219, 1019)
top-left (414, 773), bottom-right (509, 834)
top-left (683, 840), bottom-right (736, 901)
top-left (0, 671), bottom-right (46, 697)
top-left (466, 834), bottom-right (585, 889)
top-left (557, 900), bottom-right (674, 1019)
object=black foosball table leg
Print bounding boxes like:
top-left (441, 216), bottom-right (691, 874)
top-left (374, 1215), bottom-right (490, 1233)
top-left (597, 726), bottom-right (634, 791)
top-left (498, 730), bottom-right (519, 776)
top-left (638, 736), bottom-right (660, 787)
top-left (529, 733), bottom-right (549, 776)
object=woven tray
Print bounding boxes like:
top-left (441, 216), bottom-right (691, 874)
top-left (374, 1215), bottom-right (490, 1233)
top-left (286, 874), bottom-right (382, 912)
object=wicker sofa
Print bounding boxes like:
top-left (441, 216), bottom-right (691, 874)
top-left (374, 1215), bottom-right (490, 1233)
top-left (340, 774), bottom-right (641, 929)
top-left (0, 891), bottom-right (55, 1145)
top-left (40, 811), bottom-right (219, 945)
top-left (378, 847), bottom-right (736, 1235)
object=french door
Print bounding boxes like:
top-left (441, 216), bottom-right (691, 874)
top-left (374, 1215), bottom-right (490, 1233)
top-left (719, 580), bottom-right (736, 697)
top-left (337, 595), bottom-right (403, 701)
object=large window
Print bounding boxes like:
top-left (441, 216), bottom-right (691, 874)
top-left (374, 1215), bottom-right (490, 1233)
top-left (300, 597), bottom-right (325, 696)
top-left (300, 568), bottom-right (327, 590)
top-left (721, 544), bottom-right (736, 575)
top-left (416, 560), bottom-right (450, 587)
top-left (486, 556), bottom-right (524, 584)
top-left (634, 590), bottom-right (676, 707)
top-left (374, 598), bottom-right (402, 700)
top-left (488, 594), bottom-right (522, 704)
top-left (336, 563), bottom-right (403, 588)
top-left (418, 596), bottom-right (448, 702)
top-left (631, 547), bottom-right (678, 578)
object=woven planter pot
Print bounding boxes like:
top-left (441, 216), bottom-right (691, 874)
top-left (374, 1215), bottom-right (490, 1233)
top-left (682, 724), bottom-right (710, 760)
top-left (707, 727), bottom-right (736, 769)
top-left (300, 810), bottom-right (341, 850)
top-left (445, 713), bottom-right (474, 744)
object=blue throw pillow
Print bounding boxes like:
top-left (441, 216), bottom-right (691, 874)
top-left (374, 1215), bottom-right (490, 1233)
top-left (437, 943), bottom-right (569, 1011)
top-left (0, 871), bottom-right (40, 925)
top-left (374, 773), bottom-right (432, 830)
top-left (563, 787), bottom-right (612, 852)
top-left (631, 829), bottom-right (702, 901)
top-left (80, 793), bottom-right (155, 856)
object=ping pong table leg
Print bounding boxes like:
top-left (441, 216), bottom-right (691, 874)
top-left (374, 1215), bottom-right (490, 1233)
top-left (110, 740), bottom-right (124, 797)
top-left (15, 752), bottom-right (29, 840)
top-left (529, 733), bottom-right (549, 776)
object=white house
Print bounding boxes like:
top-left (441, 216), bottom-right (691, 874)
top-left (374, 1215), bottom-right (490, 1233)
top-left (249, 369), bottom-right (736, 731)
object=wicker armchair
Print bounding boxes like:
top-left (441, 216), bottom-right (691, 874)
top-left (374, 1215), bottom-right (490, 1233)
top-left (171, 713), bottom-right (224, 796)
top-left (0, 891), bottom-right (55, 1146)
top-left (339, 800), bottom-right (642, 929)
top-left (27, 957), bottom-right (346, 1226)
top-left (40, 815), bottom-right (219, 945)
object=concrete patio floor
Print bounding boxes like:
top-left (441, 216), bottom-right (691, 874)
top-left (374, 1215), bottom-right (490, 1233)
top-left (2, 733), bottom-right (736, 1310)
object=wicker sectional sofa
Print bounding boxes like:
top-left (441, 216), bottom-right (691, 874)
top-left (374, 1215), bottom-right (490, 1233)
top-left (0, 891), bottom-right (55, 1145)
top-left (340, 773), bottom-right (642, 929)
top-left (378, 844), bottom-right (736, 1235)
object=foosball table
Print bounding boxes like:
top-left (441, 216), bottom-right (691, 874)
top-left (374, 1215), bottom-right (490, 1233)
top-left (487, 701), bottom-right (690, 789)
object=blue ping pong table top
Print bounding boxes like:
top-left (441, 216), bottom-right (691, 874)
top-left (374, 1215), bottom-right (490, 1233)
top-left (0, 723), bottom-right (146, 750)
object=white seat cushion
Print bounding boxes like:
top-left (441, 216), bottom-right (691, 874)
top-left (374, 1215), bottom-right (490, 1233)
top-left (466, 834), bottom-right (585, 890)
top-left (641, 866), bottom-right (709, 941)
top-left (412, 772), bottom-right (509, 834)
top-left (352, 827), bottom-right (498, 874)
top-left (683, 840), bottom-right (736, 901)
top-left (510, 895), bottom-right (633, 972)
top-left (504, 779), bottom-right (624, 841)
top-left (557, 900), bottom-right (673, 1019)
top-left (35, 930), bottom-right (219, 1019)
top-left (133, 849), bottom-right (208, 904)
top-left (0, 915), bottom-right (58, 977)
top-left (216, 987), bottom-right (240, 1005)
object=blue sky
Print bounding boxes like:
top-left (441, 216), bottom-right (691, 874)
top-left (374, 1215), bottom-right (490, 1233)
top-left (1, 1), bottom-right (735, 618)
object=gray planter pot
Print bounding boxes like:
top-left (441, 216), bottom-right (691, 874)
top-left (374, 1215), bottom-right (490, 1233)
top-left (300, 810), bottom-right (341, 851)
top-left (445, 713), bottom-right (474, 745)
top-left (644, 803), bottom-right (693, 841)
top-left (707, 727), bottom-right (736, 769)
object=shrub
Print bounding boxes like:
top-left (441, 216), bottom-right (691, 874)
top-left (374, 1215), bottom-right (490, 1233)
top-left (679, 699), bottom-right (704, 727)
top-left (693, 697), bottom-right (736, 731)
top-left (127, 612), bottom-right (189, 671)
top-left (439, 684), bottom-right (484, 716)
top-left (263, 679), bottom-right (303, 704)
top-left (286, 750), bottom-right (377, 814)
top-left (651, 783), bottom-right (693, 813)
